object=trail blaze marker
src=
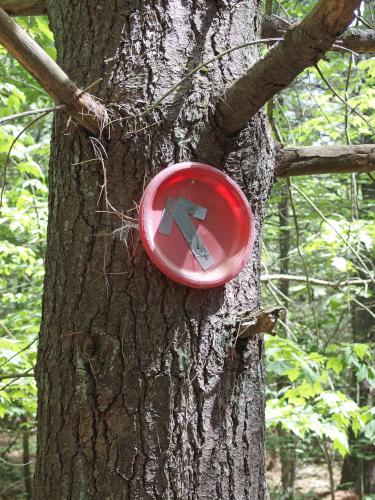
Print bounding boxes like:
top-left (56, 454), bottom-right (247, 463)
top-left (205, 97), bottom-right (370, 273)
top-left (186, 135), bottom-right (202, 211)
top-left (159, 197), bottom-right (214, 271)
top-left (138, 162), bottom-right (255, 288)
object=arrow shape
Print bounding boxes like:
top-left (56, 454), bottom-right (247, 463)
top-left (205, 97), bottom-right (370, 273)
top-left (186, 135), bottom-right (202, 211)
top-left (159, 197), bottom-right (214, 271)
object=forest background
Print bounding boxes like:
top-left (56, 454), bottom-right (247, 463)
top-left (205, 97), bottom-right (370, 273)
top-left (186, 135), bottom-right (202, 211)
top-left (0, 0), bottom-right (374, 498)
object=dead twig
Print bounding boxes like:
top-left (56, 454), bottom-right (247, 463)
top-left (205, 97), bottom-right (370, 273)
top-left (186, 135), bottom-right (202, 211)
top-left (0, 371), bottom-right (35, 381)
top-left (0, 104), bottom-right (65, 125)
top-left (77, 77), bottom-right (103, 98)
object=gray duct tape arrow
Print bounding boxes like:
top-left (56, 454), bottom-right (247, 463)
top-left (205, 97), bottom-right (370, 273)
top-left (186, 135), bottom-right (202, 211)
top-left (159, 197), bottom-right (214, 271)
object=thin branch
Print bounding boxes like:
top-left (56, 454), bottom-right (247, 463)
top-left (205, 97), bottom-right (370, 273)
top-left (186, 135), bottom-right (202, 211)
top-left (0, 367), bottom-right (34, 391)
top-left (265, 283), bottom-right (286, 308)
top-left (301, 72), bottom-right (334, 129)
top-left (77, 77), bottom-right (103, 98)
top-left (287, 179), bottom-right (320, 346)
top-left (356, 14), bottom-right (374, 30)
top-left (331, 43), bottom-right (359, 57)
top-left (274, 0), bottom-right (291, 19)
top-left (323, 309), bottom-right (347, 350)
top-left (315, 63), bottom-right (375, 136)
top-left (0, 110), bottom-right (51, 210)
top-left (0, 104), bottom-right (65, 125)
top-left (0, 337), bottom-right (38, 370)
top-left (0, 320), bottom-right (13, 337)
top-left (0, 456), bottom-right (35, 466)
top-left (260, 274), bottom-right (372, 288)
top-left (268, 280), bottom-right (293, 304)
top-left (350, 295), bottom-right (375, 320)
top-left (0, 371), bottom-right (35, 381)
top-left (291, 182), bottom-right (375, 284)
top-left (0, 477), bottom-right (29, 497)
top-left (267, 98), bottom-right (283, 143)
top-left (132, 38), bottom-right (283, 123)
top-left (367, 0), bottom-right (375, 27)
top-left (344, 55), bottom-right (353, 145)
top-left (215, 0), bottom-right (362, 135)
top-left (275, 96), bottom-right (295, 144)
top-left (0, 74), bottom-right (45, 93)
top-left (0, 433), bottom-right (20, 458)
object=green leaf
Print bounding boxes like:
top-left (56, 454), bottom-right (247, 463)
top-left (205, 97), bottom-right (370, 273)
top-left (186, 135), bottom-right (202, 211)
top-left (327, 357), bottom-right (343, 374)
top-left (353, 343), bottom-right (370, 361)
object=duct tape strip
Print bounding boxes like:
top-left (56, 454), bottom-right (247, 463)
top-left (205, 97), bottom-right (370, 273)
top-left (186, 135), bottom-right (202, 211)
top-left (158, 197), bottom-right (214, 270)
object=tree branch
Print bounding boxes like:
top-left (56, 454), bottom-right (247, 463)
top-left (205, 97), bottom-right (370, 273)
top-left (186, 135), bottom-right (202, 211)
top-left (0, 371), bottom-right (35, 381)
top-left (0, 105), bottom-right (65, 125)
top-left (261, 14), bottom-right (375, 55)
top-left (215, 0), bottom-right (362, 136)
top-left (260, 274), bottom-right (372, 288)
top-left (276, 145), bottom-right (375, 177)
top-left (0, 7), bottom-right (108, 135)
top-left (0, 0), bottom-right (45, 15)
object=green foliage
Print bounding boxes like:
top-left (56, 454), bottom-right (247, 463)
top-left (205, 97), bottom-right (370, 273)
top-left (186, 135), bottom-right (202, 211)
top-left (0, 22), bottom-right (52, 494)
top-left (266, 334), bottom-right (374, 456)
top-left (263, 1), bottom-right (375, 495)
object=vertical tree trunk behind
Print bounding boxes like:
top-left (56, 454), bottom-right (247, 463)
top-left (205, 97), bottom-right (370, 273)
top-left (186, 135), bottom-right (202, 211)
top-left (23, 428), bottom-right (32, 500)
top-left (341, 297), bottom-right (375, 497)
top-left (341, 179), bottom-right (375, 498)
top-left (34, 1), bottom-right (275, 498)
top-left (276, 185), bottom-right (297, 495)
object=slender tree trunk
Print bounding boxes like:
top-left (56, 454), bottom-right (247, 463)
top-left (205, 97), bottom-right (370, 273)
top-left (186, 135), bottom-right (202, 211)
top-left (321, 439), bottom-right (336, 500)
top-left (34, 1), bottom-right (275, 498)
top-left (278, 184), bottom-right (290, 303)
top-left (341, 179), bottom-right (375, 498)
top-left (23, 428), bottom-right (32, 500)
top-left (342, 296), bottom-right (375, 498)
top-left (276, 185), bottom-right (297, 496)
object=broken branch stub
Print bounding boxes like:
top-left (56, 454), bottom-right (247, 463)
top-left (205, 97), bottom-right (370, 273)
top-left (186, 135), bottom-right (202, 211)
top-left (276, 145), bottom-right (375, 177)
top-left (237, 307), bottom-right (285, 339)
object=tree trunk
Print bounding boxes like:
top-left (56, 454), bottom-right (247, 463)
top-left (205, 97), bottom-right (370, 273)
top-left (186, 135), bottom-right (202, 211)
top-left (276, 185), bottom-right (298, 496)
top-left (341, 293), bottom-right (375, 497)
top-left (23, 428), bottom-right (33, 500)
top-left (341, 178), bottom-right (375, 498)
top-left (321, 439), bottom-right (336, 500)
top-left (34, 1), bottom-right (275, 498)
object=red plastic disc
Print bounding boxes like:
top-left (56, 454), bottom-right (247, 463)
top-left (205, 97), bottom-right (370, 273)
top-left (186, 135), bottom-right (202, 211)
top-left (139, 162), bottom-right (255, 288)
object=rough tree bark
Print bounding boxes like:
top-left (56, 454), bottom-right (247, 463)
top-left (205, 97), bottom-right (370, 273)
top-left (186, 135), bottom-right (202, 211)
top-left (261, 14), bottom-right (375, 54)
top-left (0, 0), bottom-right (46, 15)
top-left (33, 1), bottom-right (274, 498)
top-left (276, 145), bottom-right (375, 177)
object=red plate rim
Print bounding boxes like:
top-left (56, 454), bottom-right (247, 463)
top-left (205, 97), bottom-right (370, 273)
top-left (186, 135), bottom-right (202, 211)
top-left (138, 162), bottom-right (256, 288)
